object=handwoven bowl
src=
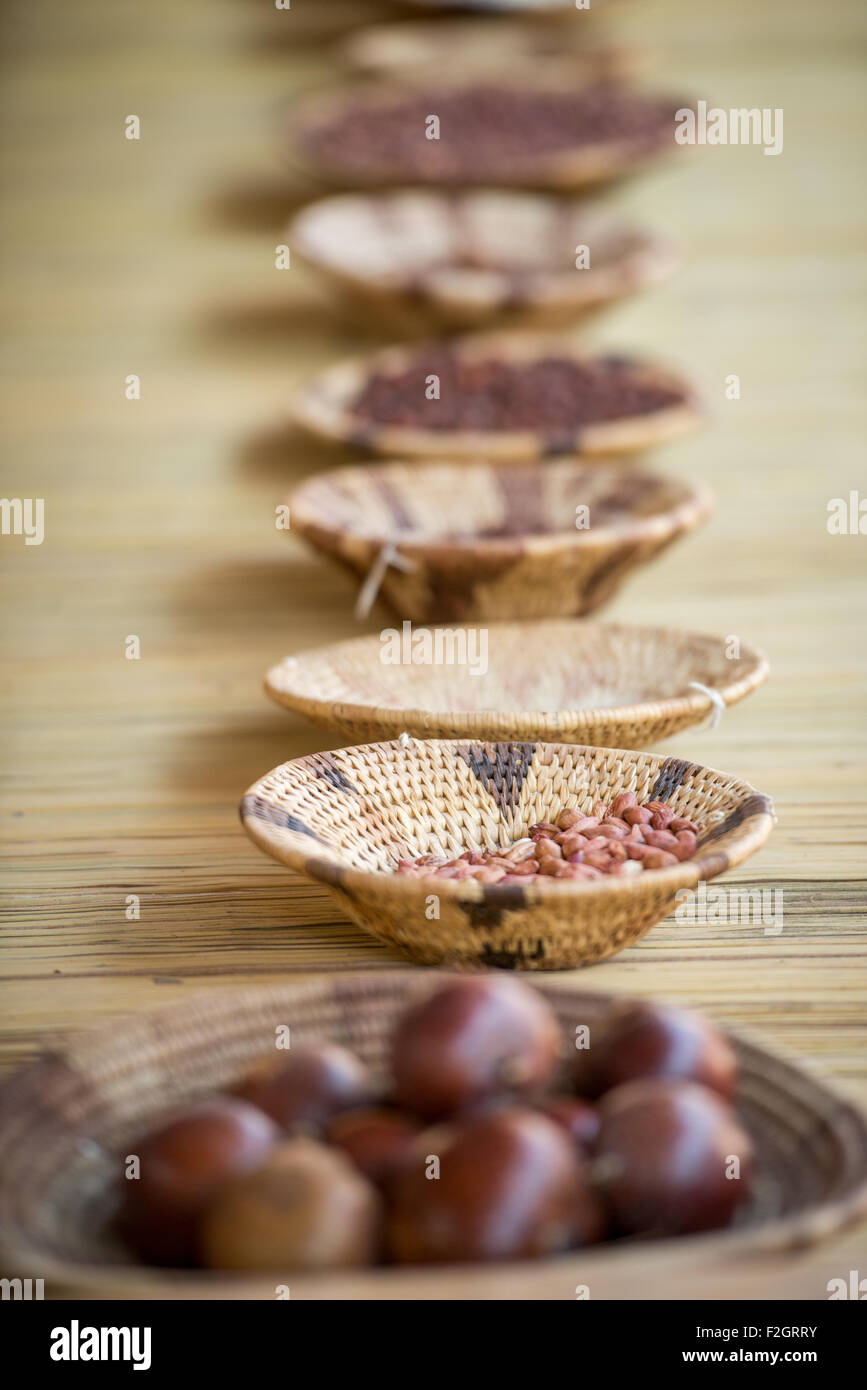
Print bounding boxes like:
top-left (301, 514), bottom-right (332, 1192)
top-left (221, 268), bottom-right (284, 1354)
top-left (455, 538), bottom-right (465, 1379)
top-left (241, 740), bottom-right (775, 970)
top-left (265, 621), bottom-right (768, 748)
top-left (288, 192), bottom-right (677, 336)
top-left (343, 21), bottom-right (637, 82)
top-left (290, 333), bottom-right (701, 461)
top-left (286, 459), bottom-right (712, 622)
top-left (2, 975), bottom-right (864, 1299)
top-left (286, 77), bottom-right (686, 193)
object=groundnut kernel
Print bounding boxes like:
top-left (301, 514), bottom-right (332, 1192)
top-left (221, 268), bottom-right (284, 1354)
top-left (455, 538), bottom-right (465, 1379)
top-left (397, 798), bottom-right (702, 882)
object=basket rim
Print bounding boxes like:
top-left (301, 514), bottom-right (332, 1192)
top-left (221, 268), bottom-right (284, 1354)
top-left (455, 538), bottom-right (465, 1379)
top-left (240, 737), bottom-right (775, 901)
top-left (1, 975), bottom-right (865, 1297)
top-left (289, 331), bottom-right (703, 460)
top-left (264, 620), bottom-right (769, 742)
top-left (287, 458), bottom-right (713, 557)
top-left (287, 191), bottom-right (679, 314)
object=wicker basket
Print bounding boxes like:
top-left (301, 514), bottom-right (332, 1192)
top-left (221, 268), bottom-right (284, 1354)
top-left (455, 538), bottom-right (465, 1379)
top-left (290, 332), bottom-right (701, 462)
top-left (287, 459), bottom-right (711, 622)
top-left (288, 192), bottom-right (677, 337)
top-left (265, 620), bottom-right (768, 748)
top-left (1, 975), bottom-right (865, 1300)
top-left (240, 739), bottom-right (774, 970)
top-left (343, 22), bottom-right (637, 84)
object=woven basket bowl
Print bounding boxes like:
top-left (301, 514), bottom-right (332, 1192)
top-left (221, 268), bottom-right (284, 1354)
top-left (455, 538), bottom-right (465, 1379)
top-left (287, 459), bottom-right (712, 623)
top-left (265, 621), bottom-right (768, 748)
top-left (290, 333), bottom-right (701, 462)
top-left (343, 22), bottom-right (637, 84)
top-left (240, 740), bottom-right (774, 970)
top-left (288, 192), bottom-right (677, 337)
top-left (2, 974), bottom-right (865, 1300)
top-left (286, 77), bottom-right (686, 194)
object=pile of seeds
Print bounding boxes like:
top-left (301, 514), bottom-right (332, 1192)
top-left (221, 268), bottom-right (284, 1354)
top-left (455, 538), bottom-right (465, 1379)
top-left (397, 793), bottom-right (700, 883)
top-left (302, 85), bottom-right (681, 183)
top-left (351, 351), bottom-right (685, 433)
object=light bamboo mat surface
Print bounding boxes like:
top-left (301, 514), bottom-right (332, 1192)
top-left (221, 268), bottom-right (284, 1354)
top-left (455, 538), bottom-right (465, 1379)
top-left (1, 0), bottom-right (865, 1298)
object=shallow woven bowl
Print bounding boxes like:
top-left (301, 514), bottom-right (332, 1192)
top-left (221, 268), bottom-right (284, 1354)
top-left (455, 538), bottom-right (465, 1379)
top-left (343, 21), bottom-right (637, 83)
top-left (2, 974), bottom-right (864, 1299)
top-left (241, 740), bottom-right (774, 970)
top-left (287, 459), bottom-right (712, 622)
top-left (290, 333), bottom-right (701, 461)
top-left (289, 192), bottom-right (677, 336)
top-left (286, 77), bottom-right (685, 193)
top-left (265, 621), bottom-right (768, 748)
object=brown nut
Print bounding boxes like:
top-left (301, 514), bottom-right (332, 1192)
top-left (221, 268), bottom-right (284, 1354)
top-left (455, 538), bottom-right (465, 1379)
top-left (611, 791), bottom-right (638, 817)
top-left (575, 1001), bottom-right (738, 1102)
top-left (234, 1043), bottom-right (374, 1135)
top-left (642, 849), bottom-right (679, 869)
top-left (595, 824), bottom-right (628, 841)
top-left (327, 1107), bottom-right (420, 1187)
top-left (387, 1110), bottom-right (606, 1263)
top-left (559, 831), bottom-right (587, 858)
top-left (535, 839), bottom-right (562, 861)
top-left (583, 851), bottom-right (613, 871)
top-left (556, 808), bottom-right (582, 831)
top-left (672, 831), bottom-right (698, 861)
top-left (602, 816), bottom-right (630, 833)
top-left (391, 976), bottom-right (561, 1120)
top-left (670, 817), bottom-right (699, 834)
top-left (201, 1139), bottom-right (381, 1271)
top-left (644, 828), bottom-right (678, 851)
top-left (623, 806), bottom-right (653, 826)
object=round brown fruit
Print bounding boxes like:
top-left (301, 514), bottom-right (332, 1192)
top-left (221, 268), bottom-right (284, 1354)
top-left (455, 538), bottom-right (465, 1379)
top-left (201, 1139), bottom-right (382, 1272)
top-left (537, 1096), bottom-right (600, 1153)
top-left (122, 1098), bottom-right (279, 1266)
top-left (234, 1043), bottom-right (374, 1135)
top-left (327, 1107), bottom-right (420, 1186)
top-left (387, 1109), bottom-right (607, 1263)
top-left (574, 1001), bottom-right (737, 1101)
top-left (593, 1078), bottom-right (754, 1236)
top-left (391, 975), bottom-right (561, 1120)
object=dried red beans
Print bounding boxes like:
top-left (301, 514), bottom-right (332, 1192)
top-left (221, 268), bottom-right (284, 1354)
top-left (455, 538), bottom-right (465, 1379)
top-left (351, 351), bottom-right (685, 434)
top-left (302, 85), bottom-right (681, 183)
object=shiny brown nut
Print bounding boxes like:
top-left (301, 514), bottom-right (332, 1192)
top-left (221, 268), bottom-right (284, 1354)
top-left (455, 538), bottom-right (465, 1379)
top-left (235, 1043), bottom-right (374, 1135)
top-left (387, 1109), bottom-right (606, 1263)
top-left (327, 1107), bottom-right (420, 1187)
top-left (391, 976), bottom-right (561, 1121)
top-left (593, 1079), bottom-right (753, 1236)
top-left (122, 1099), bottom-right (280, 1266)
top-left (574, 1000), bottom-right (738, 1101)
top-left (537, 1096), bottom-right (601, 1153)
top-left (201, 1139), bottom-right (381, 1271)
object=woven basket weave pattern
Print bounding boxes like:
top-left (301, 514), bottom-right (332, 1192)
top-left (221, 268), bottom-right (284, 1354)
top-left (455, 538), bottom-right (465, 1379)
top-left (1, 976), bottom-right (865, 1298)
top-left (241, 739), bottom-right (774, 969)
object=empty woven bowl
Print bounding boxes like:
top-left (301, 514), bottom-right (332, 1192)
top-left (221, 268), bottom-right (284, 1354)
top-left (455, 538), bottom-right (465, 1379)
top-left (287, 77), bottom-right (687, 192)
top-left (241, 740), bottom-right (774, 970)
top-left (265, 620), bottom-right (768, 748)
top-left (290, 333), bottom-right (701, 461)
top-left (344, 21), bottom-right (637, 83)
top-left (286, 459), bottom-right (712, 622)
top-left (289, 192), bottom-right (677, 335)
top-left (2, 975), bottom-right (864, 1298)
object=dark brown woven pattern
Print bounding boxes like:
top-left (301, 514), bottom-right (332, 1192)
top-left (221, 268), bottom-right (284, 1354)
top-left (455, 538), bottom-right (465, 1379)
top-left (265, 620), bottom-right (768, 748)
top-left (1, 975), bottom-right (865, 1300)
top-left (240, 739), bottom-right (775, 969)
top-left (288, 460), bottom-right (712, 622)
